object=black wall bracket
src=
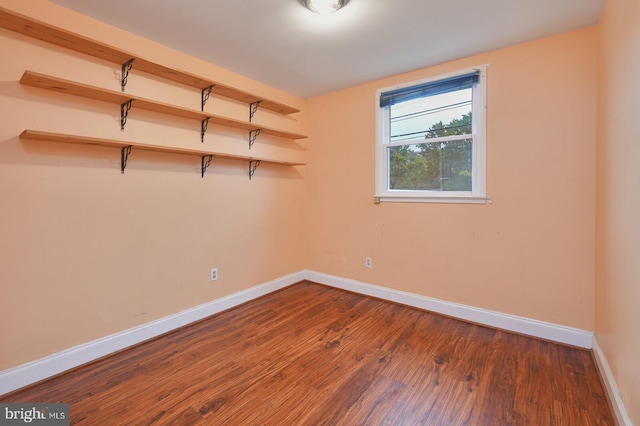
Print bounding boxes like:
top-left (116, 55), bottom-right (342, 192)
top-left (120, 145), bottom-right (132, 174)
top-left (248, 129), bottom-right (261, 149)
top-left (248, 160), bottom-right (261, 180)
top-left (121, 58), bottom-right (135, 92)
top-left (120, 100), bottom-right (133, 131)
top-left (201, 85), bottom-right (214, 112)
top-left (249, 101), bottom-right (262, 122)
top-left (201, 155), bottom-right (213, 178)
top-left (201, 117), bottom-right (210, 143)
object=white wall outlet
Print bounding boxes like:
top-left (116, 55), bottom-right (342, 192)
top-left (210, 267), bottom-right (218, 281)
top-left (365, 257), bottom-right (372, 268)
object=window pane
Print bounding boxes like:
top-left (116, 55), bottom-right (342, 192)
top-left (389, 88), bottom-right (472, 142)
top-left (388, 139), bottom-right (473, 191)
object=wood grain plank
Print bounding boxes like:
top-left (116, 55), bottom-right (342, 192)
top-left (0, 6), bottom-right (299, 115)
top-left (1, 282), bottom-right (615, 425)
top-left (19, 71), bottom-right (307, 141)
top-left (19, 130), bottom-right (306, 167)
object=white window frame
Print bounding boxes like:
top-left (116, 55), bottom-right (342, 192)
top-left (375, 65), bottom-right (488, 204)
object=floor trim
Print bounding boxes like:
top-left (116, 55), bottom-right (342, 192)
top-left (0, 271), bottom-right (304, 397)
top-left (0, 270), bottom-right (604, 398)
top-left (304, 270), bottom-right (594, 349)
top-left (592, 337), bottom-right (633, 426)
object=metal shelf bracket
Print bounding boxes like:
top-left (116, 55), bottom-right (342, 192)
top-left (248, 160), bottom-right (261, 180)
top-left (201, 155), bottom-right (213, 178)
top-left (249, 100), bottom-right (262, 122)
top-left (120, 100), bottom-right (133, 131)
top-left (120, 145), bottom-right (132, 174)
top-left (249, 129), bottom-right (261, 149)
top-left (201, 85), bottom-right (214, 112)
top-left (121, 58), bottom-right (135, 92)
top-left (201, 117), bottom-right (210, 143)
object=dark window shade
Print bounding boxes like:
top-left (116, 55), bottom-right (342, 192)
top-left (380, 71), bottom-right (479, 108)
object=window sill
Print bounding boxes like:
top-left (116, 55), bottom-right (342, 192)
top-left (374, 195), bottom-right (492, 205)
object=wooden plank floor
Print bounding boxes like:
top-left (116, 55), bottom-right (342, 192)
top-left (2, 281), bottom-right (614, 425)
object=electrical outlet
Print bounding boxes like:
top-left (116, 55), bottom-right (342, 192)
top-left (365, 257), bottom-right (372, 268)
top-left (210, 268), bottom-right (218, 281)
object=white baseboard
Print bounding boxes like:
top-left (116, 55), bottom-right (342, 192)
top-left (592, 338), bottom-right (633, 426)
top-left (0, 271), bottom-right (304, 397)
top-left (303, 270), bottom-right (594, 349)
top-left (0, 270), bottom-right (601, 398)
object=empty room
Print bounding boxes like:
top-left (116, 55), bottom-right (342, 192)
top-left (0, 0), bottom-right (637, 424)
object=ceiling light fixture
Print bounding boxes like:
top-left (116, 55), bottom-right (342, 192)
top-left (301, 0), bottom-right (351, 16)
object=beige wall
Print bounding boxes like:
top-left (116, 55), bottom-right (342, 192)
top-left (0, 0), bottom-right (307, 371)
top-left (5, 4), bottom-right (633, 416)
top-left (306, 28), bottom-right (597, 330)
top-left (596, 0), bottom-right (640, 422)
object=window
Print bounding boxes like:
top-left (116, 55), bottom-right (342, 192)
top-left (375, 66), bottom-right (488, 203)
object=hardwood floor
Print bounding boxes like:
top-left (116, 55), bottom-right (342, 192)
top-left (2, 281), bottom-right (614, 425)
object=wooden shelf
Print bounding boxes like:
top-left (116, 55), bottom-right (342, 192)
top-left (20, 130), bottom-right (305, 177)
top-left (20, 71), bottom-right (307, 141)
top-left (0, 6), bottom-right (299, 115)
top-left (6, 5), bottom-right (308, 181)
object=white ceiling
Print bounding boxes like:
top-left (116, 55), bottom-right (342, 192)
top-left (50, 0), bottom-right (604, 99)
